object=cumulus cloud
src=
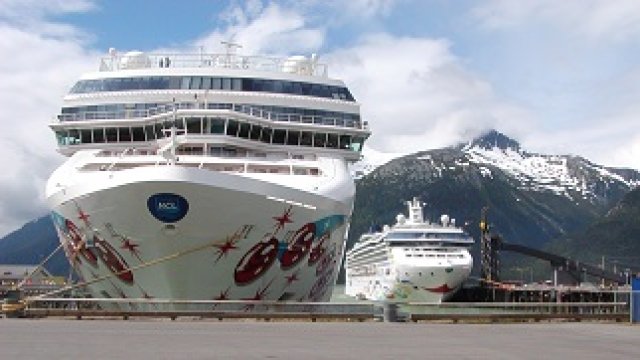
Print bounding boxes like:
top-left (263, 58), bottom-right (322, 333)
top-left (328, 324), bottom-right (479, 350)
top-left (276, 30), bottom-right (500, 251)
top-left (472, 0), bottom-right (640, 43)
top-left (326, 34), bottom-right (532, 153)
top-left (0, 2), bottom-right (98, 236)
top-left (192, 2), bottom-right (324, 55)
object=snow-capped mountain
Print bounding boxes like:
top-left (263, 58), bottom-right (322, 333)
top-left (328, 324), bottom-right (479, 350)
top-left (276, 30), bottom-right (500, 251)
top-left (361, 130), bottom-right (640, 203)
top-left (350, 130), bottom-right (640, 253)
top-left (461, 130), bottom-right (640, 203)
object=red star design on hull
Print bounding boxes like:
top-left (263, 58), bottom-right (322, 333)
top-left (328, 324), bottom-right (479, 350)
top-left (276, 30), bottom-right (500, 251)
top-left (284, 271), bottom-right (300, 287)
top-left (77, 209), bottom-right (90, 225)
top-left (213, 237), bottom-right (240, 263)
top-left (273, 206), bottom-right (293, 233)
top-left (120, 238), bottom-right (143, 262)
top-left (242, 279), bottom-right (274, 310)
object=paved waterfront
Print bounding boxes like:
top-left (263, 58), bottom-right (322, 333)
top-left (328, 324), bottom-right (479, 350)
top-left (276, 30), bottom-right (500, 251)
top-left (1, 319), bottom-right (638, 359)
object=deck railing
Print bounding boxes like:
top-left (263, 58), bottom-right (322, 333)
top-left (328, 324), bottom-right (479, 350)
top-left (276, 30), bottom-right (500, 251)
top-left (57, 102), bottom-right (364, 130)
top-left (99, 52), bottom-right (328, 77)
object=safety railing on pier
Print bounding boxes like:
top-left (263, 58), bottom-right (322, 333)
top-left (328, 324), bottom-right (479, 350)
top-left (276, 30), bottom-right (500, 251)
top-left (20, 298), bottom-right (375, 321)
top-left (8, 296), bottom-right (633, 323)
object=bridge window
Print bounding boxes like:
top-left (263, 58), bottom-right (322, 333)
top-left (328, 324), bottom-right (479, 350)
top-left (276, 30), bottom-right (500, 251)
top-left (93, 128), bottom-right (105, 143)
top-left (272, 129), bottom-right (286, 145)
top-left (186, 117), bottom-right (202, 134)
top-left (105, 128), bottom-right (117, 142)
top-left (144, 125), bottom-right (155, 140)
top-left (226, 120), bottom-right (239, 136)
top-left (339, 135), bottom-right (351, 150)
top-left (250, 124), bottom-right (262, 140)
top-left (238, 122), bottom-right (250, 139)
top-left (314, 133), bottom-right (326, 147)
top-left (300, 131), bottom-right (312, 146)
top-left (81, 129), bottom-right (92, 144)
top-left (154, 123), bottom-right (163, 139)
top-left (351, 136), bottom-right (364, 152)
top-left (119, 127), bottom-right (131, 142)
top-left (327, 133), bottom-right (339, 149)
top-left (132, 127), bottom-right (145, 142)
top-left (286, 130), bottom-right (300, 146)
top-left (260, 127), bottom-right (273, 143)
top-left (210, 117), bottom-right (226, 134)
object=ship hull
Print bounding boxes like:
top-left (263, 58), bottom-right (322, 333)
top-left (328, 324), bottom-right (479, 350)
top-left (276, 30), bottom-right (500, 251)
top-left (346, 258), bottom-right (472, 303)
top-left (47, 165), bottom-right (351, 302)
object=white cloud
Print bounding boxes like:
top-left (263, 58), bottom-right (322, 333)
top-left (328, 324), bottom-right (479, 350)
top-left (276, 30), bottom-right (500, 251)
top-left (193, 2), bottom-right (324, 55)
top-left (473, 0), bottom-right (640, 42)
top-left (0, 3), bottom-right (97, 236)
top-left (326, 33), bottom-right (532, 154)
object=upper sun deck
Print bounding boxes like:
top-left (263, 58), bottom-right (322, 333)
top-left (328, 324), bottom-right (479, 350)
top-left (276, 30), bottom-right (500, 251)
top-left (99, 49), bottom-right (329, 78)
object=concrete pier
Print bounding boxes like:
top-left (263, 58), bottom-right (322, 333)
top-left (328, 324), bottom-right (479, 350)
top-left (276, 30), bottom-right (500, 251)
top-left (1, 319), bottom-right (639, 359)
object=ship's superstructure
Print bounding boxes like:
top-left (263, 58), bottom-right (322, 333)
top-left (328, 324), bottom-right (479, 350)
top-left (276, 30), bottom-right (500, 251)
top-left (45, 46), bottom-right (369, 302)
top-left (345, 198), bottom-right (473, 302)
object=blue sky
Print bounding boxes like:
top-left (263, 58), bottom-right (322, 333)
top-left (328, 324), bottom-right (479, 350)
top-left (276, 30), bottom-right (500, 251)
top-left (1, 0), bottom-right (640, 235)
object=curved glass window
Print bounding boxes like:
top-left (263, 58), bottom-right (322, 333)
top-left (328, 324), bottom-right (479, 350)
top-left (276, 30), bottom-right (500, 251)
top-left (69, 76), bottom-right (355, 101)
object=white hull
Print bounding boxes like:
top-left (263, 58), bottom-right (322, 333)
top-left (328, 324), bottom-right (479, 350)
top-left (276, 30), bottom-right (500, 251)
top-left (47, 163), bottom-right (352, 302)
top-left (345, 259), bottom-right (472, 303)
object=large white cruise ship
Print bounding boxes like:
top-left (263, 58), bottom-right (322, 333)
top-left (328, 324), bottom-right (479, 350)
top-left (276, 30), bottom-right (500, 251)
top-left (345, 198), bottom-right (473, 302)
top-left (45, 45), bottom-right (369, 302)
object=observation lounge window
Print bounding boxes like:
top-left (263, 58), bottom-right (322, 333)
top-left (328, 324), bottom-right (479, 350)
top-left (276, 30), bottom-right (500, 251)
top-left (201, 77), bottom-right (213, 90)
top-left (180, 77), bottom-right (191, 89)
top-left (70, 77), bottom-right (356, 102)
top-left (212, 77), bottom-right (222, 89)
top-left (222, 78), bottom-right (232, 90)
top-left (191, 77), bottom-right (202, 90)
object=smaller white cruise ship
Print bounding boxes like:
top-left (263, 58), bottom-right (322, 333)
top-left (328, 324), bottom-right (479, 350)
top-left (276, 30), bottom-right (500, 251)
top-left (345, 198), bottom-right (473, 302)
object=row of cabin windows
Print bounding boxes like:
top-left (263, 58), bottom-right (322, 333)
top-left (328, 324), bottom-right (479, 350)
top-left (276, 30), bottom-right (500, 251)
top-left (55, 116), bottom-right (365, 151)
top-left (69, 76), bottom-right (355, 101)
top-left (59, 102), bottom-right (361, 127)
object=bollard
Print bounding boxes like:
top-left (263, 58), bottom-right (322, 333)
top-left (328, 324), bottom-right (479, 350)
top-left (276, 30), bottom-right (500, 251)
top-left (382, 302), bottom-right (399, 322)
